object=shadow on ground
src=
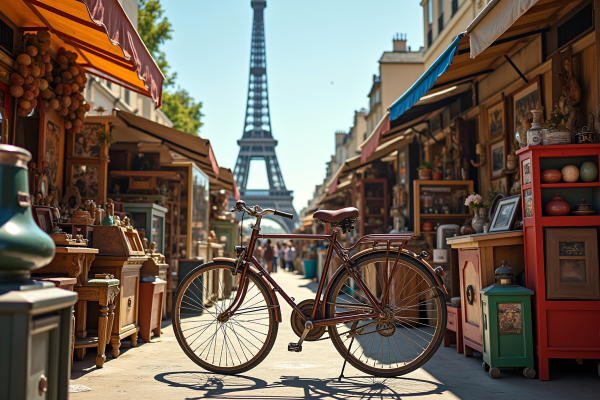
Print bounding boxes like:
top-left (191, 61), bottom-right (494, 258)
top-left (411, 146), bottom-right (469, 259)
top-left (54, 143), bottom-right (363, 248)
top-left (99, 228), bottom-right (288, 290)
top-left (154, 371), bottom-right (444, 399)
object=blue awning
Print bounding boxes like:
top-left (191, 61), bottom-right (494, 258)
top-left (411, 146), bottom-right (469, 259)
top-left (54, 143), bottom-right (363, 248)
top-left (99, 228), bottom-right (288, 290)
top-left (389, 33), bottom-right (465, 121)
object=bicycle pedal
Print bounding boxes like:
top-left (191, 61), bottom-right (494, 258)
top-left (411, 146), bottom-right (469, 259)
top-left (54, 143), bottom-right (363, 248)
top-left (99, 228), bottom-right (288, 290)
top-left (287, 343), bottom-right (302, 352)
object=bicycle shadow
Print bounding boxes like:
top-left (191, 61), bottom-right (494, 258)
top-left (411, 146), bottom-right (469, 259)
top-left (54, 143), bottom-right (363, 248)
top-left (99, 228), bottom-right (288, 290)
top-left (154, 371), bottom-right (445, 399)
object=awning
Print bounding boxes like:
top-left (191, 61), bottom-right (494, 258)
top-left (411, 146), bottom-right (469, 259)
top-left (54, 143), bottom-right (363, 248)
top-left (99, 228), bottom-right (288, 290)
top-left (359, 112), bottom-right (390, 162)
top-left (1, 0), bottom-right (164, 106)
top-left (216, 167), bottom-right (240, 200)
top-left (467, 0), bottom-right (539, 58)
top-left (389, 33), bottom-right (465, 122)
top-left (326, 165), bottom-right (345, 195)
top-left (387, 0), bottom-right (582, 124)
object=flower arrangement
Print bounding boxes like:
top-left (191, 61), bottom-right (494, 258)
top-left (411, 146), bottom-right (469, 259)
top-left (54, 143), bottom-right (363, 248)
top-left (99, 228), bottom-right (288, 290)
top-left (465, 193), bottom-right (485, 212)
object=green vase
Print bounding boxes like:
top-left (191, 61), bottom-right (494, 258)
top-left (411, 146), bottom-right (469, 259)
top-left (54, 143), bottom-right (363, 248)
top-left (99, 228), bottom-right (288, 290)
top-left (0, 145), bottom-right (55, 282)
top-left (579, 161), bottom-right (599, 183)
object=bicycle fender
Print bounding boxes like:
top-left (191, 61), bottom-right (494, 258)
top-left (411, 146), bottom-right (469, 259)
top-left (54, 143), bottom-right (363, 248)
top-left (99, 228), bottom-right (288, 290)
top-left (213, 257), bottom-right (282, 322)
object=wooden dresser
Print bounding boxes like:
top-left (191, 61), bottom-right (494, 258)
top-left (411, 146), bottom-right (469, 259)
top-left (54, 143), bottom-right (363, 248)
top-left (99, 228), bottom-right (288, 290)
top-left (90, 225), bottom-right (148, 357)
top-left (447, 231), bottom-right (524, 355)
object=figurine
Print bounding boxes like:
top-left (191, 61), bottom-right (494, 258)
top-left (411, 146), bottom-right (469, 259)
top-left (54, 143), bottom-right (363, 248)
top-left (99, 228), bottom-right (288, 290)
top-left (470, 143), bottom-right (486, 168)
top-left (102, 199), bottom-right (115, 226)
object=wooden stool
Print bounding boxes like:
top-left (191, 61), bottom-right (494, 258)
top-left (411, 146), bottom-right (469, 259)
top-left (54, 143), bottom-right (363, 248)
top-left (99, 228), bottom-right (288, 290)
top-left (138, 277), bottom-right (166, 343)
top-left (73, 278), bottom-right (120, 367)
top-left (444, 305), bottom-right (463, 353)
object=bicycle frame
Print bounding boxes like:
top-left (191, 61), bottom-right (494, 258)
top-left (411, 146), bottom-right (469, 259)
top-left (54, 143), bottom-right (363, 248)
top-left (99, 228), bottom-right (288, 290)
top-left (220, 220), bottom-right (415, 328)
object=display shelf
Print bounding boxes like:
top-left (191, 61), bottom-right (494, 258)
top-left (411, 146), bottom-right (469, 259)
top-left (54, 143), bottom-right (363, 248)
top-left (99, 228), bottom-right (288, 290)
top-left (540, 182), bottom-right (600, 188)
top-left (356, 179), bottom-right (387, 235)
top-left (419, 214), bottom-right (471, 219)
top-left (517, 143), bottom-right (600, 381)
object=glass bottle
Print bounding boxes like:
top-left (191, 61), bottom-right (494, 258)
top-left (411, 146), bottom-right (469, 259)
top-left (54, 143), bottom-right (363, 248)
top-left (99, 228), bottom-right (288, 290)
top-left (527, 109), bottom-right (544, 146)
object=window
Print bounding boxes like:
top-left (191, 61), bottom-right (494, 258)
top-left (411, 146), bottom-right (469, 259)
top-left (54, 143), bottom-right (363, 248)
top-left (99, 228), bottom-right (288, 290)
top-left (428, 0), bottom-right (433, 25)
top-left (438, 0), bottom-right (444, 32)
top-left (106, 80), bottom-right (112, 90)
top-left (452, 0), bottom-right (458, 16)
top-left (124, 89), bottom-right (130, 105)
top-left (374, 89), bottom-right (380, 106)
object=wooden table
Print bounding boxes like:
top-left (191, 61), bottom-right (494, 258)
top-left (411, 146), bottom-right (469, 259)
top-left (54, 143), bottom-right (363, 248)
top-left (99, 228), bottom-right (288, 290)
top-left (34, 247), bottom-right (99, 286)
top-left (447, 231), bottom-right (524, 356)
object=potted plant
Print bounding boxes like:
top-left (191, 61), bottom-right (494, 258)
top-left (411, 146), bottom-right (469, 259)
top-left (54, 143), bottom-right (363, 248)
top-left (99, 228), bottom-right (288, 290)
top-left (465, 192), bottom-right (489, 233)
top-left (418, 161), bottom-right (433, 180)
top-left (432, 168), bottom-right (443, 180)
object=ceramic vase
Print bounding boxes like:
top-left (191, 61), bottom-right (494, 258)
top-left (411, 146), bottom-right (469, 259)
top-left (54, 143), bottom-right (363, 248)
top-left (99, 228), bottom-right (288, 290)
top-left (471, 208), bottom-right (489, 234)
top-left (541, 169), bottom-right (561, 183)
top-left (561, 165), bottom-right (579, 183)
top-left (579, 162), bottom-right (599, 182)
top-left (419, 169), bottom-right (432, 180)
top-left (544, 193), bottom-right (570, 216)
top-left (0, 144), bottom-right (55, 281)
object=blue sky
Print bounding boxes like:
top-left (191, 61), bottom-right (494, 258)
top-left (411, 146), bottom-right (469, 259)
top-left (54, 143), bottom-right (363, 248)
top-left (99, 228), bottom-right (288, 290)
top-left (162, 0), bottom-right (424, 212)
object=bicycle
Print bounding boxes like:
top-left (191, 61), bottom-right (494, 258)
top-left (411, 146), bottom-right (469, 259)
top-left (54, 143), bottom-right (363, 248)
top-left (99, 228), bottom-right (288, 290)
top-left (173, 200), bottom-right (447, 377)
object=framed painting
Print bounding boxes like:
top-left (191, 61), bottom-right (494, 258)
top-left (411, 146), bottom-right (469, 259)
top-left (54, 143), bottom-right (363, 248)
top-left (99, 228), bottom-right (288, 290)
top-left (33, 205), bottom-right (53, 234)
top-left (498, 303), bottom-right (523, 335)
top-left (523, 189), bottom-right (533, 218)
top-left (489, 139), bottom-right (505, 178)
top-left (491, 176), bottom-right (509, 195)
top-left (522, 158), bottom-right (531, 186)
top-left (511, 76), bottom-right (541, 134)
top-left (487, 100), bottom-right (505, 138)
top-left (65, 123), bottom-right (108, 205)
top-left (489, 194), bottom-right (521, 232)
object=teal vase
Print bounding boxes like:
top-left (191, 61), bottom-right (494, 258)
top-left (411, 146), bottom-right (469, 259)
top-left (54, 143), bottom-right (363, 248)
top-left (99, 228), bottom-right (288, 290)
top-left (0, 145), bottom-right (55, 282)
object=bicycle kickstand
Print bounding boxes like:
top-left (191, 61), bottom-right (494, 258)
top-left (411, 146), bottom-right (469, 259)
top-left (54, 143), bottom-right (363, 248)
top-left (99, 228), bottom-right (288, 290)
top-left (338, 321), bottom-right (359, 381)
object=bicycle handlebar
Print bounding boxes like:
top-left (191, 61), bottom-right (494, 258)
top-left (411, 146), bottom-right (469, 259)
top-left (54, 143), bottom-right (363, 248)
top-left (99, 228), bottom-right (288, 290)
top-left (231, 199), bottom-right (293, 220)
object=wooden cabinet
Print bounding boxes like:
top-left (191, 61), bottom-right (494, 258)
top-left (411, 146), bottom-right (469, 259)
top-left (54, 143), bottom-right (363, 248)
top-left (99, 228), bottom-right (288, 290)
top-left (356, 179), bottom-right (387, 235)
top-left (90, 226), bottom-right (148, 357)
top-left (413, 180), bottom-right (473, 236)
top-left (517, 144), bottom-right (600, 380)
top-left (447, 231), bottom-right (524, 355)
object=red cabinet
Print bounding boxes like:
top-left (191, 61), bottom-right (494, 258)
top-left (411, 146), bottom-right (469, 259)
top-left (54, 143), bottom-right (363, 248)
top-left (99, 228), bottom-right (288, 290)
top-left (517, 144), bottom-right (600, 380)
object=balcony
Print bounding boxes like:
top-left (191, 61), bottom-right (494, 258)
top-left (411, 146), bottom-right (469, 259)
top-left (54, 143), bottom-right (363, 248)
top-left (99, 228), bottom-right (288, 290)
top-left (452, 0), bottom-right (458, 16)
top-left (438, 13), bottom-right (444, 33)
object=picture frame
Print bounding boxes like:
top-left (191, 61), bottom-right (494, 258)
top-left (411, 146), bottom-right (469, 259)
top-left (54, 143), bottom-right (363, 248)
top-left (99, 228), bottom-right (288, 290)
top-left (511, 76), bottom-right (542, 134)
top-left (544, 228), bottom-right (599, 300)
top-left (489, 139), bottom-right (505, 178)
top-left (487, 100), bottom-right (505, 138)
top-left (523, 189), bottom-right (533, 218)
top-left (490, 177), bottom-right (509, 195)
top-left (489, 194), bottom-right (521, 232)
top-left (33, 205), bottom-right (54, 234)
top-left (522, 158), bottom-right (531, 186)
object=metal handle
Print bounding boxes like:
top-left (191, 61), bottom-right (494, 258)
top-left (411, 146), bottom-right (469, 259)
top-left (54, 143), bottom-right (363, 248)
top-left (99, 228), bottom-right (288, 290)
top-left (274, 210), bottom-right (293, 220)
top-left (127, 297), bottom-right (132, 308)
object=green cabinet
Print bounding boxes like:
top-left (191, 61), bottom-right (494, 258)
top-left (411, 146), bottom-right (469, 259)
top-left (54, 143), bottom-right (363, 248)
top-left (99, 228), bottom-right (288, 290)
top-left (480, 263), bottom-right (535, 379)
top-left (125, 203), bottom-right (168, 254)
top-left (210, 220), bottom-right (238, 256)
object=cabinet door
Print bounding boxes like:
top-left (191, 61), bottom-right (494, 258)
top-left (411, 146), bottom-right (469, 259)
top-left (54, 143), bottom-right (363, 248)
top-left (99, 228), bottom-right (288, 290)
top-left (459, 249), bottom-right (483, 346)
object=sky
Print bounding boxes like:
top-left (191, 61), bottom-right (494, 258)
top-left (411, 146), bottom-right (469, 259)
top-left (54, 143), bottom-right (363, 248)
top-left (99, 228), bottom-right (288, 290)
top-left (162, 0), bottom-right (424, 212)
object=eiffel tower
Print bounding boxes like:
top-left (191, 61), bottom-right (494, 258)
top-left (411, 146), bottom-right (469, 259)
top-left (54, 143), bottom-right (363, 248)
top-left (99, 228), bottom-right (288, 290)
top-left (233, 0), bottom-right (298, 233)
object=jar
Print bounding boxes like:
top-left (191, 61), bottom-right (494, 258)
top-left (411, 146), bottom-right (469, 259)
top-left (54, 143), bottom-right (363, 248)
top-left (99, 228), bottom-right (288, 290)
top-left (421, 192), bottom-right (433, 209)
top-left (0, 144), bottom-right (55, 280)
top-left (544, 193), bottom-right (570, 216)
top-left (574, 127), bottom-right (595, 144)
top-left (471, 208), bottom-right (490, 234)
top-left (515, 119), bottom-right (532, 148)
top-left (527, 110), bottom-right (544, 146)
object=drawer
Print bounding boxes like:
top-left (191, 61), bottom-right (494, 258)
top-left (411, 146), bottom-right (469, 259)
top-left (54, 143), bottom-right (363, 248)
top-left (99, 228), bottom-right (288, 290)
top-left (121, 275), bottom-right (139, 327)
top-left (446, 311), bottom-right (457, 331)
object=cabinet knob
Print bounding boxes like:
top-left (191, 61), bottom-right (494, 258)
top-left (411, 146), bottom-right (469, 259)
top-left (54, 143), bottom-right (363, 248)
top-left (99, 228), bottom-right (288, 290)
top-left (38, 374), bottom-right (48, 395)
top-left (127, 297), bottom-right (132, 308)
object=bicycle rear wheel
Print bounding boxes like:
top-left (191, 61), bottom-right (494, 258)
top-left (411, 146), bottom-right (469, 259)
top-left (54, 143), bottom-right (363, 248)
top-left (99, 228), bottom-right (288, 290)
top-left (172, 262), bottom-right (279, 374)
top-left (326, 252), bottom-right (446, 377)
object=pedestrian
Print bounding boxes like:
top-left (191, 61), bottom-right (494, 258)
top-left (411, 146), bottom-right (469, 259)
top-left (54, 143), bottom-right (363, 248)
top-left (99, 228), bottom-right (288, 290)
top-left (262, 239), bottom-right (274, 273)
top-left (277, 241), bottom-right (285, 271)
top-left (284, 241), bottom-right (296, 272)
top-left (272, 241), bottom-right (279, 273)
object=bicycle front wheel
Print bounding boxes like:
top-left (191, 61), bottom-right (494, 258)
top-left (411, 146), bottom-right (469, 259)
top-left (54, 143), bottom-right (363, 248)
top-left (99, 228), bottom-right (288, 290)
top-left (326, 252), bottom-right (446, 377)
top-left (172, 262), bottom-right (279, 375)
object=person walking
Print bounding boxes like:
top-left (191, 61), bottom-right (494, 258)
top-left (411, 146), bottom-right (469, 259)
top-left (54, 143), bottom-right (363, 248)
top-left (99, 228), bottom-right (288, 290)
top-left (284, 241), bottom-right (296, 272)
top-left (262, 239), bottom-right (274, 273)
top-left (272, 241), bottom-right (279, 273)
top-left (277, 241), bottom-right (285, 271)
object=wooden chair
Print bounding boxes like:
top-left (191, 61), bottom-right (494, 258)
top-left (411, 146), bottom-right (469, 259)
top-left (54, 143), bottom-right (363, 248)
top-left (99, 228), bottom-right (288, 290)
top-left (73, 278), bottom-right (120, 368)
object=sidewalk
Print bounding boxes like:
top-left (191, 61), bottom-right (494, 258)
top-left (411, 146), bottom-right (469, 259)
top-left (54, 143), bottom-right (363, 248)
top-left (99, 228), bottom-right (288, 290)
top-left (70, 270), bottom-right (599, 399)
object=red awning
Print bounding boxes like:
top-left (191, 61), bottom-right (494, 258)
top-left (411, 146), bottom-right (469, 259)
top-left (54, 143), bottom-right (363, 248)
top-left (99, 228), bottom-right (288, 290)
top-left (360, 112), bottom-right (390, 162)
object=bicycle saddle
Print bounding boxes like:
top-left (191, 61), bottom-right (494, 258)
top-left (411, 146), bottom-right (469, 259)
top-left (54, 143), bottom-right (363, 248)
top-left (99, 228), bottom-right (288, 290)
top-left (313, 207), bottom-right (359, 223)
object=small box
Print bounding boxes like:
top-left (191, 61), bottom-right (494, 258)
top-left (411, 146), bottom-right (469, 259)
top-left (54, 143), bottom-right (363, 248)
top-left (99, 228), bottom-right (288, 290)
top-left (433, 249), bottom-right (449, 263)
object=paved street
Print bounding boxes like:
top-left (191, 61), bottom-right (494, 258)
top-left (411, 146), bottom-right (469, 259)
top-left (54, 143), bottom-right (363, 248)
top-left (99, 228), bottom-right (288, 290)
top-left (70, 271), bottom-right (599, 399)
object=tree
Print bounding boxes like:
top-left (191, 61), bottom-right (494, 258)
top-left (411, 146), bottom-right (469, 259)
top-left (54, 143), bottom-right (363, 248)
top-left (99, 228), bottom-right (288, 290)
top-left (138, 0), bottom-right (204, 135)
top-left (162, 89), bottom-right (204, 135)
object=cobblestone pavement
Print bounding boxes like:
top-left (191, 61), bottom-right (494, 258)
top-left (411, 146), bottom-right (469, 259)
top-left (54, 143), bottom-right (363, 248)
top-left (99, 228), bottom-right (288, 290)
top-left (70, 270), bottom-right (599, 399)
